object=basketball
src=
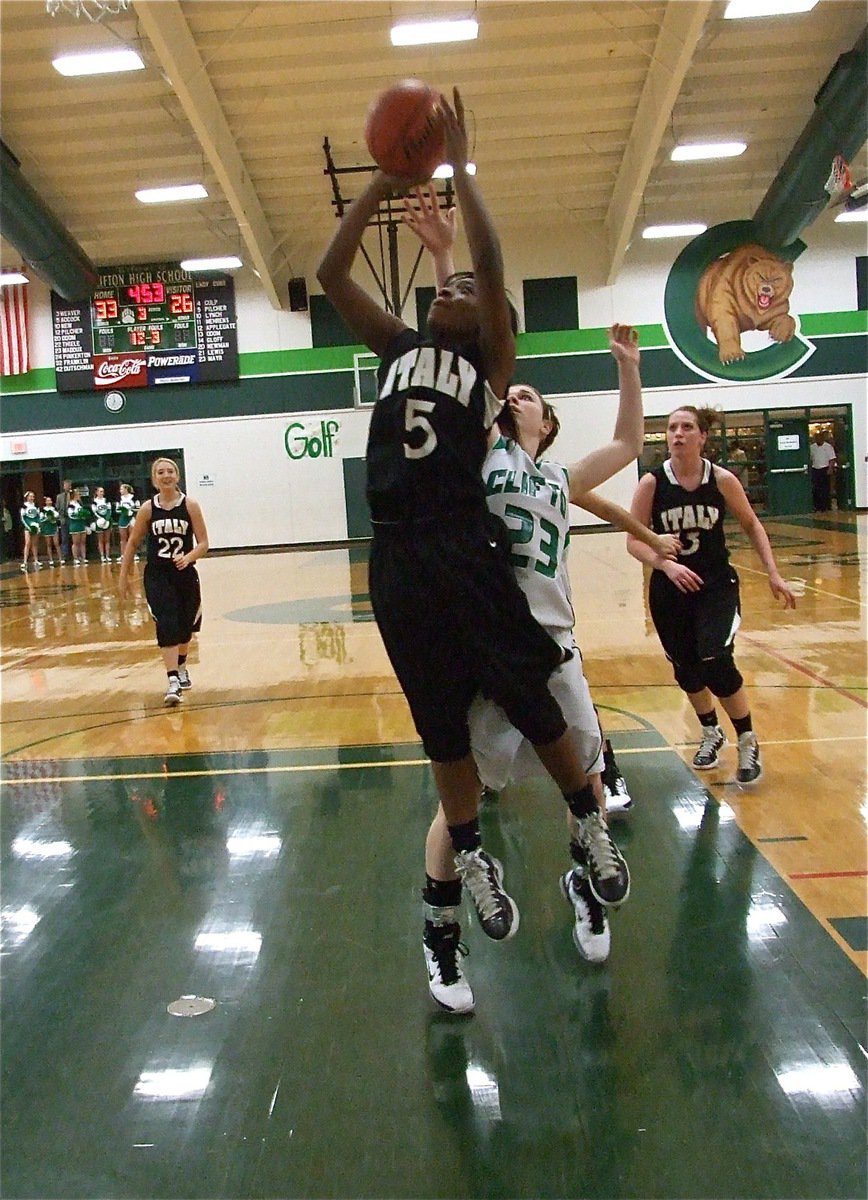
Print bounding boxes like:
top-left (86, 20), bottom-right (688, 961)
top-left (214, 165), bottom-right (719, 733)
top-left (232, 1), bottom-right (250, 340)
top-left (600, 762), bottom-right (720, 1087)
top-left (364, 79), bottom-right (446, 180)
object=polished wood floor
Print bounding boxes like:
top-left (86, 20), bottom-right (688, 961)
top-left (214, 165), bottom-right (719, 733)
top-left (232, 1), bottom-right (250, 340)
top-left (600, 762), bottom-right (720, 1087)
top-left (1, 513), bottom-right (865, 1199)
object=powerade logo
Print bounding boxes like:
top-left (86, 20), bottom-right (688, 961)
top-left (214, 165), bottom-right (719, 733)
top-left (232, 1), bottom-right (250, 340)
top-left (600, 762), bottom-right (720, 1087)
top-left (147, 354), bottom-right (196, 367)
top-left (663, 220), bottom-right (815, 383)
top-left (147, 353), bottom-right (200, 385)
top-left (285, 419), bottom-right (339, 460)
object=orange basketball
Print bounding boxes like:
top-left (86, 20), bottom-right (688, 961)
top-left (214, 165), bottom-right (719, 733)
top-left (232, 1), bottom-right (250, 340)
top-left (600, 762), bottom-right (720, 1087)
top-left (364, 79), bottom-right (446, 180)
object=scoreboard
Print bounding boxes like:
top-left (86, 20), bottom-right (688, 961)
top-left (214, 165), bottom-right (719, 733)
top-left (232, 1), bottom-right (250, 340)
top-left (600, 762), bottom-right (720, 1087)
top-left (51, 263), bottom-right (239, 392)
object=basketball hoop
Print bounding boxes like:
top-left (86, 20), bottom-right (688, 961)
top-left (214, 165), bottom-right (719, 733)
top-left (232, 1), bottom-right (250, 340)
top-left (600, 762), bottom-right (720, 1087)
top-left (46, 0), bottom-right (131, 20)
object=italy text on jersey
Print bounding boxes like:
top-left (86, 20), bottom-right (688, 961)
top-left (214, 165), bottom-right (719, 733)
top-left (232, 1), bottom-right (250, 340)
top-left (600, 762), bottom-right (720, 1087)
top-left (378, 346), bottom-right (477, 408)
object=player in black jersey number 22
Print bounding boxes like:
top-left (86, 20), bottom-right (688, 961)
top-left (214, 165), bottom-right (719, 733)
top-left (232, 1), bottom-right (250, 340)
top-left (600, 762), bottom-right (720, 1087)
top-left (118, 457), bottom-right (210, 707)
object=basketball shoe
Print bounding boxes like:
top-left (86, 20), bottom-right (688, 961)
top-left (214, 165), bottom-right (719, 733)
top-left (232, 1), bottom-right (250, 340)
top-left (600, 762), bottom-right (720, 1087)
top-left (560, 870), bottom-right (610, 963)
top-left (735, 731), bottom-right (763, 786)
top-left (693, 724), bottom-right (726, 769)
top-left (163, 677), bottom-right (182, 707)
top-left (573, 811), bottom-right (630, 906)
top-left (177, 665), bottom-right (192, 690)
top-left (454, 849), bottom-right (519, 941)
top-left (601, 746), bottom-right (633, 819)
top-left (423, 920), bottom-right (474, 1014)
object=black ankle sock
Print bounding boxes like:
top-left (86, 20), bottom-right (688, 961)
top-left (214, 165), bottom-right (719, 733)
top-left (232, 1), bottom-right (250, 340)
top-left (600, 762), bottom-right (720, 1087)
top-left (447, 818), bottom-right (480, 853)
top-left (422, 876), bottom-right (463, 908)
top-left (178, 654), bottom-right (187, 666)
top-left (698, 709), bottom-right (719, 728)
top-left (565, 783), bottom-right (596, 820)
top-left (167, 670), bottom-right (179, 680)
top-left (732, 714), bottom-right (753, 737)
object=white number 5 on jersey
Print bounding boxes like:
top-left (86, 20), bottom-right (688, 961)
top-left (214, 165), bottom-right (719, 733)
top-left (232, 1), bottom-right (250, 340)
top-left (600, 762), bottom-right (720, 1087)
top-left (404, 399), bottom-right (437, 459)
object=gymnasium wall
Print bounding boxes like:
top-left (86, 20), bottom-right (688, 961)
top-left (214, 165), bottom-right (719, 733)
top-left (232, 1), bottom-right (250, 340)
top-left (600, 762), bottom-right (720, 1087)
top-left (1, 226), bottom-right (865, 550)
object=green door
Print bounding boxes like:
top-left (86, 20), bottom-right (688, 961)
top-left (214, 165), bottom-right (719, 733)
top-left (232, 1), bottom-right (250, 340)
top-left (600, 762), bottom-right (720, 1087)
top-left (765, 418), bottom-right (811, 515)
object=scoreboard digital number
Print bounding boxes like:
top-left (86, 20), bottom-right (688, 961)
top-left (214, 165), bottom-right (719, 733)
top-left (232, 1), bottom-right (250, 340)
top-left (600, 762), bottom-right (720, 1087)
top-left (51, 263), bottom-right (239, 393)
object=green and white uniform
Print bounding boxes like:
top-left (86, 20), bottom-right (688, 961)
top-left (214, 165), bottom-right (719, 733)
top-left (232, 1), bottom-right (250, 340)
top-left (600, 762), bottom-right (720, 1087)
top-left (67, 500), bottom-right (88, 534)
top-left (92, 497), bottom-right (112, 531)
top-left (39, 505), bottom-right (59, 537)
top-left (20, 502), bottom-right (41, 535)
top-left (469, 436), bottom-right (604, 788)
top-left (116, 496), bottom-right (138, 529)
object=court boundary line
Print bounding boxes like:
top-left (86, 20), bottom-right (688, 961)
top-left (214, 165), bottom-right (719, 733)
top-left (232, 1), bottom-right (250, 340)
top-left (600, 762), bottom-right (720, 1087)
top-left (2, 733), bottom-right (865, 785)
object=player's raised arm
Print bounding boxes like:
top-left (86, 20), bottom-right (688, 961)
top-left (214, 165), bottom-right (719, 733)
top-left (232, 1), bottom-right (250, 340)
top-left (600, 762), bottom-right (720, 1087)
top-left (439, 88), bottom-right (515, 397)
top-left (316, 170), bottom-right (406, 359)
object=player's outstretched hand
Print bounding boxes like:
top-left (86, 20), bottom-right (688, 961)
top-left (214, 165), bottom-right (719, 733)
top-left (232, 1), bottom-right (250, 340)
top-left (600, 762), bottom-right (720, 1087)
top-left (437, 88), bottom-right (468, 171)
top-left (608, 324), bottom-right (640, 366)
top-left (768, 571), bottom-right (797, 609)
top-left (403, 185), bottom-right (456, 256)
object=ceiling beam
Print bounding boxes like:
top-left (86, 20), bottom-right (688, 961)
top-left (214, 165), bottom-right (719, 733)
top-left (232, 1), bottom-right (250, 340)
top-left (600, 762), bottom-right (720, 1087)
top-left (604, 1), bottom-right (714, 284)
top-left (133, 0), bottom-right (287, 309)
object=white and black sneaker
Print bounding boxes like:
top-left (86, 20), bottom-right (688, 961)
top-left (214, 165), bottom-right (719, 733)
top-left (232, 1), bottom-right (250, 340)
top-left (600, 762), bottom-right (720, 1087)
top-left (574, 811), bottom-right (630, 907)
top-left (163, 676), bottom-right (183, 707)
top-left (560, 870), bottom-right (610, 963)
top-left (177, 665), bottom-right (192, 690)
top-left (423, 921), bottom-right (474, 1014)
top-left (601, 753), bottom-right (633, 820)
top-left (735, 732), bottom-right (763, 786)
top-left (454, 849), bottom-right (519, 941)
top-left (693, 724), bottom-right (726, 770)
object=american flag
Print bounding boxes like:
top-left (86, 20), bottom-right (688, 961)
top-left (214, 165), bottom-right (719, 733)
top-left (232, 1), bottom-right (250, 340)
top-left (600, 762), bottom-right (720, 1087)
top-left (0, 283), bottom-right (31, 376)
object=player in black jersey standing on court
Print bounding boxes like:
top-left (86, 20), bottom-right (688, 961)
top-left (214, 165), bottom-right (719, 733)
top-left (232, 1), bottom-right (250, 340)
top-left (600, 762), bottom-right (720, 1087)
top-left (627, 406), bottom-right (796, 786)
top-left (118, 457), bottom-right (209, 707)
top-left (318, 87), bottom-right (629, 1013)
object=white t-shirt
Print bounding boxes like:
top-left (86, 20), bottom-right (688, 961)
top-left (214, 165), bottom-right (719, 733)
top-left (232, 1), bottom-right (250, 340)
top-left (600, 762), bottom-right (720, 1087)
top-left (810, 441), bottom-right (836, 469)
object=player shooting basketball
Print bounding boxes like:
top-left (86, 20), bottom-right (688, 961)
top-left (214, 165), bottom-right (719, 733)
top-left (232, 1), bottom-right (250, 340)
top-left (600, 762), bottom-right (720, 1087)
top-left (317, 87), bottom-right (629, 1014)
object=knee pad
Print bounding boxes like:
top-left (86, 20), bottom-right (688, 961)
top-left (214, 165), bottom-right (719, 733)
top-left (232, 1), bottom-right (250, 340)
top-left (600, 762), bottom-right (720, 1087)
top-left (702, 654), bottom-right (743, 699)
top-left (672, 658), bottom-right (706, 696)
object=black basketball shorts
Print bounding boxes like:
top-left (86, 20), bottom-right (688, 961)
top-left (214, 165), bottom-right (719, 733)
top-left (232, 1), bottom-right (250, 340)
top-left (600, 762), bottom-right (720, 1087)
top-left (369, 512), bottom-right (568, 763)
top-left (649, 570), bottom-right (741, 670)
top-left (144, 564), bottom-right (202, 648)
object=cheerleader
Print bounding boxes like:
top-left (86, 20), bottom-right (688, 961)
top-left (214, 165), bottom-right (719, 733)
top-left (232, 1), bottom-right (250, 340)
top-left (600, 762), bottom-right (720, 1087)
top-left (19, 491), bottom-right (41, 571)
top-left (67, 488), bottom-right (89, 566)
top-left (39, 497), bottom-right (62, 566)
top-left (91, 486), bottom-right (113, 563)
top-left (118, 458), bottom-right (209, 706)
top-left (115, 484), bottom-right (139, 563)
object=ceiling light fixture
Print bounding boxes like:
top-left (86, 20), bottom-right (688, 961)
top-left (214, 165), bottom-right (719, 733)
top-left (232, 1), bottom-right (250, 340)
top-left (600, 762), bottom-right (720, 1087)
top-left (390, 18), bottom-right (479, 47)
top-left (642, 223), bottom-right (708, 239)
top-left (431, 162), bottom-right (477, 179)
top-left (52, 48), bottom-right (144, 76)
top-left (671, 142), bottom-right (747, 161)
top-left (723, 0), bottom-right (819, 18)
top-left (136, 184), bottom-right (208, 204)
top-left (180, 256), bottom-right (243, 271)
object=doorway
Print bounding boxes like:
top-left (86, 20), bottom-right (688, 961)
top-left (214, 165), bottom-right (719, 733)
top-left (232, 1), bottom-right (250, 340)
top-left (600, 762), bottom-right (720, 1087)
top-left (765, 414), bottom-right (812, 516)
top-left (1, 448), bottom-right (185, 561)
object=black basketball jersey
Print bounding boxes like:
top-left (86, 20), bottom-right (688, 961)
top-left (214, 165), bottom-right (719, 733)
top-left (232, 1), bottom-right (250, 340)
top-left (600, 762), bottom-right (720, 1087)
top-left (367, 328), bottom-right (503, 523)
top-left (650, 459), bottom-right (730, 583)
top-left (147, 493), bottom-right (196, 569)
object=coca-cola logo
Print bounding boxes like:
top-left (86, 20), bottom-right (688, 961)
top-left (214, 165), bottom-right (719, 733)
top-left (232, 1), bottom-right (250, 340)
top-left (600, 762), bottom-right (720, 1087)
top-left (93, 356), bottom-right (146, 387)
